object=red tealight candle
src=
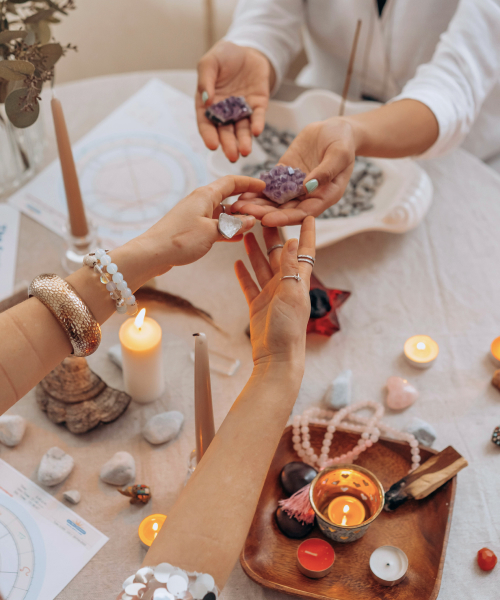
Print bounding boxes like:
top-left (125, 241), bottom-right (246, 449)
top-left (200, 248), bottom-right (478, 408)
top-left (297, 538), bottom-right (335, 579)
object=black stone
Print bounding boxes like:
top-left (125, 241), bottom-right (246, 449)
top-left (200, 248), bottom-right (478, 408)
top-left (203, 594), bottom-right (216, 600)
top-left (309, 289), bottom-right (331, 319)
top-left (275, 507), bottom-right (314, 539)
top-left (280, 461), bottom-right (318, 496)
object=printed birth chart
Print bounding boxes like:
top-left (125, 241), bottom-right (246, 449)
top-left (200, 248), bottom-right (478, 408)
top-left (0, 460), bottom-right (108, 600)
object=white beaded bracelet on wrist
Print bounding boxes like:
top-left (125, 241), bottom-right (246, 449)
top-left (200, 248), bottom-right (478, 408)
top-left (119, 563), bottom-right (219, 600)
top-left (84, 248), bottom-right (139, 316)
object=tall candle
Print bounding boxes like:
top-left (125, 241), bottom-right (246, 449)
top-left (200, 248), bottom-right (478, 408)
top-left (119, 309), bottom-right (164, 403)
top-left (51, 95), bottom-right (89, 238)
top-left (194, 333), bottom-right (215, 462)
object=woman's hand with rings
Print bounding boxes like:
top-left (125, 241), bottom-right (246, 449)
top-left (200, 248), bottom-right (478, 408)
top-left (235, 216), bottom-right (315, 368)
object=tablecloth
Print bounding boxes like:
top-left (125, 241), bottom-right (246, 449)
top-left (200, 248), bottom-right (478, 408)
top-left (2, 70), bottom-right (499, 600)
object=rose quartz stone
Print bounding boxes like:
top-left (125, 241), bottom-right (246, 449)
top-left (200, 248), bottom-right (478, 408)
top-left (386, 376), bottom-right (418, 410)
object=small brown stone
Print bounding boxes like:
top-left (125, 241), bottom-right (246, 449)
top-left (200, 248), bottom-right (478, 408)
top-left (492, 370), bottom-right (500, 392)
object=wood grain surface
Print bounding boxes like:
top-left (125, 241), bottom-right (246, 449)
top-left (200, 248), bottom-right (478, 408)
top-left (241, 425), bottom-right (457, 600)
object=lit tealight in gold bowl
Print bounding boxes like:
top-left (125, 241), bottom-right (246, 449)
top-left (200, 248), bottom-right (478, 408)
top-left (309, 465), bottom-right (384, 543)
top-left (404, 335), bottom-right (439, 368)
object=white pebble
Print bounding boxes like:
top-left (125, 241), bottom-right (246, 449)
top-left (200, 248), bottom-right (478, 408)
top-left (63, 490), bottom-right (81, 504)
top-left (38, 447), bottom-right (74, 486)
top-left (100, 451), bottom-right (135, 485)
top-left (324, 369), bottom-right (352, 410)
top-left (405, 417), bottom-right (436, 447)
top-left (0, 415), bottom-right (26, 447)
top-left (143, 411), bottom-right (184, 445)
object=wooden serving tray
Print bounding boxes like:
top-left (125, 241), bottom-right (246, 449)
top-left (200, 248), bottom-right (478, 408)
top-left (241, 425), bottom-right (456, 600)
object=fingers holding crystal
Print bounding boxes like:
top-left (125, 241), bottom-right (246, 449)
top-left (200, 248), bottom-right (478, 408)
top-left (203, 176), bottom-right (266, 212)
top-left (216, 213), bottom-right (255, 242)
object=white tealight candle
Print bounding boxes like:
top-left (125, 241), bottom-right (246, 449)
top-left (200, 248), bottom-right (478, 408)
top-left (369, 545), bottom-right (408, 586)
top-left (119, 308), bottom-right (165, 403)
top-left (404, 335), bottom-right (439, 368)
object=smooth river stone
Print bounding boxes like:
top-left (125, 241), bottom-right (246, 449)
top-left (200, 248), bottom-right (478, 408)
top-left (63, 490), bottom-right (81, 504)
top-left (386, 376), bottom-right (418, 410)
top-left (405, 417), bottom-right (436, 447)
top-left (280, 462), bottom-right (318, 496)
top-left (324, 369), bottom-right (352, 410)
top-left (142, 411), bottom-right (184, 445)
top-left (0, 415), bottom-right (26, 447)
top-left (218, 213), bottom-right (242, 239)
top-left (100, 451), bottom-right (135, 485)
top-left (275, 507), bottom-right (314, 539)
top-left (38, 447), bottom-right (74, 486)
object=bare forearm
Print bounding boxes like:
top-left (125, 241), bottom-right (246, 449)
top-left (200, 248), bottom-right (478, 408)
top-left (143, 360), bottom-right (304, 587)
top-left (0, 234), bottom-right (168, 414)
top-left (346, 99), bottom-right (439, 158)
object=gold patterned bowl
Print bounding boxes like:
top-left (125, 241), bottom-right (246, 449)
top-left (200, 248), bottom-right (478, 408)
top-left (309, 464), bottom-right (385, 543)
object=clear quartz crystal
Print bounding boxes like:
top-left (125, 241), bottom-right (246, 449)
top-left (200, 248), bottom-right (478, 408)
top-left (100, 273), bottom-right (111, 284)
top-left (218, 213), bottom-right (242, 239)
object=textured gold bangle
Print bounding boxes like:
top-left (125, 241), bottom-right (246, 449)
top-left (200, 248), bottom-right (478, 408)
top-left (29, 274), bottom-right (101, 357)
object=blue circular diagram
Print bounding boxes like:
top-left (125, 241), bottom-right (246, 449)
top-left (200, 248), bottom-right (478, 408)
top-left (0, 494), bottom-right (46, 600)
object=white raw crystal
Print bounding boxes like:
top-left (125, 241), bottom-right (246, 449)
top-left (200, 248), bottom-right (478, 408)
top-left (324, 369), bottom-right (352, 410)
top-left (0, 415), bottom-right (26, 447)
top-left (100, 451), bottom-right (135, 485)
top-left (143, 411), bottom-right (184, 445)
top-left (218, 213), bottom-right (242, 239)
top-left (108, 344), bottom-right (123, 369)
top-left (63, 490), bottom-right (81, 504)
top-left (38, 447), bottom-right (74, 486)
top-left (405, 417), bottom-right (436, 447)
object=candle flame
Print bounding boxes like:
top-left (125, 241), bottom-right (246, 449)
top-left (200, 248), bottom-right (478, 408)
top-left (135, 308), bottom-right (146, 329)
top-left (416, 342), bottom-right (426, 350)
top-left (341, 515), bottom-right (347, 526)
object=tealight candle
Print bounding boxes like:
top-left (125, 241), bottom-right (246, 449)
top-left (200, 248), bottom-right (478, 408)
top-left (490, 337), bottom-right (500, 368)
top-left (138, 513), bottom-right (167, 547)
top-left (369, 545), bottom-right (408, 586)
top-left (297, 538), bottom-right (335, 579)
top-left (328, 495), bottom-right (366, 526)
top-left (404, 335), bottom-right (439, 369)
top-left (119, 308), bottom-right (165, 403)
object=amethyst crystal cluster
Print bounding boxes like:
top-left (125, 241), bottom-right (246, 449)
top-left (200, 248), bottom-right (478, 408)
top-left (260, 165), bottom-right (307, 204)
top-left (205, 96), bottom-right (252, 126)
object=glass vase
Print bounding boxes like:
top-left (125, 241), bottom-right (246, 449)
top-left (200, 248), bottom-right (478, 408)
top-left (0, 103), bottom-right (45, 196)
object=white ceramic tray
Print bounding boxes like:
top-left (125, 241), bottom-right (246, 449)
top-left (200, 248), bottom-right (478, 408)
top-left (207, 89), bottom-right (433, 249)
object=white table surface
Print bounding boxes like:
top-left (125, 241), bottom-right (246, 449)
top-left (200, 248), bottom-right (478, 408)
top-left (3, 70), bottom-right (500, 600)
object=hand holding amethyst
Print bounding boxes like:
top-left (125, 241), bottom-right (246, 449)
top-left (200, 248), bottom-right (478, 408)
top-left (260, 165), bottom-right (306, 205)
top-left (205, 96), bottom-right (253, 126)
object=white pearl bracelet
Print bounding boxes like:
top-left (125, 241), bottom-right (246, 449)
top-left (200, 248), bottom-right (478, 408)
top-left (119, 564), bottom-right (219, 600)
top-left (84, 249), bottom-right (139, 316)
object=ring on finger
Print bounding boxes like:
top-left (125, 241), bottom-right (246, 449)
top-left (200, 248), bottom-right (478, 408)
top-left (267, 244), bottom-right (284, 256)
top-left (298, 257), bottom-right (315, 267)
top-left (298, 254), bottom-right (315, 264)
top-left (280, 274), bottom-right (301, 282)
top-left (221, 204), bottom-right (226, 213)
top-left (218, 212), bottom-right (242, 239)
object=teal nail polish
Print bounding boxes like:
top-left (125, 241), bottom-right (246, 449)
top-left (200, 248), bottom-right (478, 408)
top-left (201, 91), bottom-right (209, 104)
top-left (305, 179), bottom-right (319, 193)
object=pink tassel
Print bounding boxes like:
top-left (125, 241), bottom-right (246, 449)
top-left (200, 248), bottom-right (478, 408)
top-left (278, 484), bottom-right (315, 524)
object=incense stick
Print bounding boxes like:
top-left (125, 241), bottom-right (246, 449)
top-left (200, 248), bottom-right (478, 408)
top-left (338, 19), bottom-right (362, 117)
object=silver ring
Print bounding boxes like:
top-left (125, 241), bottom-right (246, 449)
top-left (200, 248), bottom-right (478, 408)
top-left (267, 244), bottom-right (284, 256)
top-left (221, 204), bottom-right (226, 213)
top-left (280, 274), bottom-right (301, 282)
top-left (298, 254), bottom-right (315, 263)
top-left (298, 258), bottom-right (314, 267)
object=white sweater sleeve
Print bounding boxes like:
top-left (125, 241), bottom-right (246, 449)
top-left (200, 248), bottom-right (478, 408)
top-left (391, 0), bottom-right (500, 159)
top-left (224, 0), bottom-right (305, 94)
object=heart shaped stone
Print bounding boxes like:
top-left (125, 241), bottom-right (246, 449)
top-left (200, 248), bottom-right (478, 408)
top-left (218, 213), bottom-right (242, 239)
top-left (386, 376), bottom-right (418, 410)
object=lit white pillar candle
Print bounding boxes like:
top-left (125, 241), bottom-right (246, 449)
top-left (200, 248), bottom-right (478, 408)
top-left (119, 308), bottom-right (164, 403)
top-left (193, 333), bottom-right (215, 462)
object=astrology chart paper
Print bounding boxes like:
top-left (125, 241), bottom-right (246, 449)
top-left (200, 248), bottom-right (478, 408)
top-left (8, 78), bottom-right (210, 248)
top-left (0, 459), bottom-right (108, 600)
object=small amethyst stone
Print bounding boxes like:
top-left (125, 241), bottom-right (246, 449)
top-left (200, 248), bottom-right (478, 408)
top-left (205, 96), bottom-right (252, 126)
top-left (260, 165), bottom-right (306, 204)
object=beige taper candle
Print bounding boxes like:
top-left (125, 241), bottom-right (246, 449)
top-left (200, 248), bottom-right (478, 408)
top-left (193, 333), bottom-right (215, 462)
top-left (51, 95), bottom-right (89, 238)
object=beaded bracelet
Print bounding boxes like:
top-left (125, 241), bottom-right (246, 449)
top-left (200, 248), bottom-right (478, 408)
top-left (119, 564), bottom-right (219, 600)
top-left (84, 249), bottom-right (139, 316)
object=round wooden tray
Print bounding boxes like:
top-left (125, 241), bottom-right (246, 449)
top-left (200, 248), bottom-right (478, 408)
top-left (241, 425), bottom-right (456, 600)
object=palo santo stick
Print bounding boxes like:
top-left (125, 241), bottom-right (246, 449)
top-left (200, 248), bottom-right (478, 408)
top-left (384, 446), bottom-right (468, 511)
top-left (338, 19), bottom-right (362, 117)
